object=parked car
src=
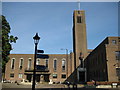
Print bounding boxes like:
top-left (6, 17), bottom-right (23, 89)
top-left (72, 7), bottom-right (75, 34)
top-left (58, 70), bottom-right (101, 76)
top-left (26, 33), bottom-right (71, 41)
top-left (3, 80), bottom-right (11, 83)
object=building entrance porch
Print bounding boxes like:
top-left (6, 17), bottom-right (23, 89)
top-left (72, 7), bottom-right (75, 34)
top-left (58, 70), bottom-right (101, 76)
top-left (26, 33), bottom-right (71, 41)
top-left (77, 67), bottom-right (86, 83)
top-left (26, 74), bottom-right (50, 83)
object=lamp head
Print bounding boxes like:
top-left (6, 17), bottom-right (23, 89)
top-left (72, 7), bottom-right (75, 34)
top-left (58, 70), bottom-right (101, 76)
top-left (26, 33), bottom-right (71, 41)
top-left (33, 33), bottom-right (40, 44)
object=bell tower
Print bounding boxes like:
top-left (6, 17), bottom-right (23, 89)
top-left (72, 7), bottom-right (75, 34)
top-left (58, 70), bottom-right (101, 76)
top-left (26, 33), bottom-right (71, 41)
top-left (73, 10), bottom-right (87, 69)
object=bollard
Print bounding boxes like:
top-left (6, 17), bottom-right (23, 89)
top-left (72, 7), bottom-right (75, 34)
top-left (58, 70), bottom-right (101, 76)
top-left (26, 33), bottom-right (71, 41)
top-left (73, 84), bottom-right (75, 90)
top-left (75, 84), bottom-right (77, 90)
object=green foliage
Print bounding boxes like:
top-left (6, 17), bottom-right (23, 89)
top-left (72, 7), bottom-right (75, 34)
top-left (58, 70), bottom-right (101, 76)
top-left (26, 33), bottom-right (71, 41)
top-left (2, 15), bottom-right (18, 73)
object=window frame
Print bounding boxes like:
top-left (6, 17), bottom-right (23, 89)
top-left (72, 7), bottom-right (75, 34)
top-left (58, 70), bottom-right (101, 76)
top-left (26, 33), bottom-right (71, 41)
top-left (19, 58), bottom-right (23, 70)
top-left (53, 59), bottom-right (57, 71)
top-left (11, 58), bottom-right (15, 69)
top-left (116, 68), bottom-right (120, 76)
top-left (62, 59), bottom-right (66, 71)
top-left (61, 74), bottom-right (66, 79)
top-left (18, 73), bottom-right (23, 78)
top-left (112, 40), bottom-right (117, 44)
top-left (10, 73), bottom-right (14, 78)
top-left (28, 58), bottom-right (32, 70)
top-left (77, 16), bottom-right (82, 23)
top-left (52, 74), bottom-right (57, 78)
top-left (36, 59), bottom-right (40, 65)
top-left (45, 59), bottom-right (48, 69)
top-left (115, 51), bottom-right (120, 60)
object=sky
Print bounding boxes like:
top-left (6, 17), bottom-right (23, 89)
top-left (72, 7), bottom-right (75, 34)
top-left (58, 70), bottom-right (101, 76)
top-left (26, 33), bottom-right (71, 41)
top-left (2, 2), bottom-right (118, 54)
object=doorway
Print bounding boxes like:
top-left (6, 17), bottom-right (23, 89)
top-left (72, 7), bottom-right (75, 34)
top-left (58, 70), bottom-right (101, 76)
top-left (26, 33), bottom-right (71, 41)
top-left (26, 74), bottom-right (32, 82)
top-left (79, 71), bottom-right (85, 82)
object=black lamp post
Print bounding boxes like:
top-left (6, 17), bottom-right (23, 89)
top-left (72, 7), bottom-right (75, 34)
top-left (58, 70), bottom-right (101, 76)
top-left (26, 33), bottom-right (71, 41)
top-left (79, 52), bottom-right (84, 68)
top-left (32, 33), bottom-right (40, 90)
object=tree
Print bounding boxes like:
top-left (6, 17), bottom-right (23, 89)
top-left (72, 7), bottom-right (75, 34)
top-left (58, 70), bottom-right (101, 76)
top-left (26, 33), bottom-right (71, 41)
top-left (2, 15), bottom-right (18, 73)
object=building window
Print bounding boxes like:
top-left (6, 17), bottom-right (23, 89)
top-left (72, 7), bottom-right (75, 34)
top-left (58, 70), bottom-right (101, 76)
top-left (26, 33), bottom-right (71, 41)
top-left (119, 38), bottom-right (120, 42)
top-left (112, 40), bottom-right (117, 44)
top-left (46, 59), bottom-right (48, 69)
top-left (36, 59), bottom-right (40, 65)
top-left (11, 58), bottom-right (15, 69)
top-left (115, 51), bottom-right (120, 60)
top-left (10, 73), bottom-right (14, 78)
top-left (53, 74), bottom-right (57, 78)
top-left (77, 16), bottom-right (82, 23)
top-left (78, 11), bottom-right (80, 14)
top-left (28, 59), bottom-right (32, 70)
top-left (61, 74), bottom-right (66, 78)
top-left (19, 58), bottom-right (23, 70)
top-left (53, 60), bottom-right (57, 71)
top-left (62, 60), bottom-right (66, 71)
top-left (18, 73), bottom-right (23, 78)
top-left (116, 68), bottom-right (120, 76)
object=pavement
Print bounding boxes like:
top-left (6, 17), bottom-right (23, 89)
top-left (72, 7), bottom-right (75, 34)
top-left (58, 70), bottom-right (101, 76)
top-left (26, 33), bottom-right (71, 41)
top-left (1, 83), bottom-right (120, 90)
top-left (2, 83), bottom-right (32, 88)
top-left (2, 88), bottom-right (120, 90)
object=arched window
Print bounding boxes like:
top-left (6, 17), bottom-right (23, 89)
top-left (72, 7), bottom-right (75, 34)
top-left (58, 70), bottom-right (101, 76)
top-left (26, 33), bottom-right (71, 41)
top-left (36, 59), bottom-right (40, 65)
top-left (53, 59), bottom-right (57, 71)
top-left (19, 58), bottom-right (23, 70)
top-left (28, 58), bottom-right (32, 70)
top-left (62, 59), bottom-right (66, 71)
top-left (46, 59), bottom-right (48, 69)
top-left (11, 58), bottom-right (15, 69)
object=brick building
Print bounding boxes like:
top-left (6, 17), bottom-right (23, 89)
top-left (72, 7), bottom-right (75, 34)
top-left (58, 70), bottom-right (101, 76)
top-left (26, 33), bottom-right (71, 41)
top-left (5, 54), bottom-right (74, 83)
top-left (84, 37), bottom-right (120, 82)
top-left (4, 10), bottom-right (120, 83)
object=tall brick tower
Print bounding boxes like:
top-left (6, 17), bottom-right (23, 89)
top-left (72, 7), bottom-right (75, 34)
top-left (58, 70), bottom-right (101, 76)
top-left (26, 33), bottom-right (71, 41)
top-left (73, 10), bottom-right (87, 69)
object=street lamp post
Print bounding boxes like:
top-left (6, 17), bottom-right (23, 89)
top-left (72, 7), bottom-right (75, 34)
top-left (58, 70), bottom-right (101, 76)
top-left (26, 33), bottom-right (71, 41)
top-left (69, 50), bottom-right (72, 74)
top-left (61, 48), bottom-right (68, 78)
top-left (32, 33), bottom-right (40, 90)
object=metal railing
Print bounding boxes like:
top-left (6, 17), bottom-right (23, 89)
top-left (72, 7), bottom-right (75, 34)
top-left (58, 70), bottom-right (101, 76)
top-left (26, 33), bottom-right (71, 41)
top-left (25, 67), bottom-right (49, 72)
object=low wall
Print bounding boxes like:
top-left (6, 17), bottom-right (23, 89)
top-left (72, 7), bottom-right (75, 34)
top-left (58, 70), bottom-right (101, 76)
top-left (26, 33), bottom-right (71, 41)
top-left (87, 81), bottom-right (120, 85)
